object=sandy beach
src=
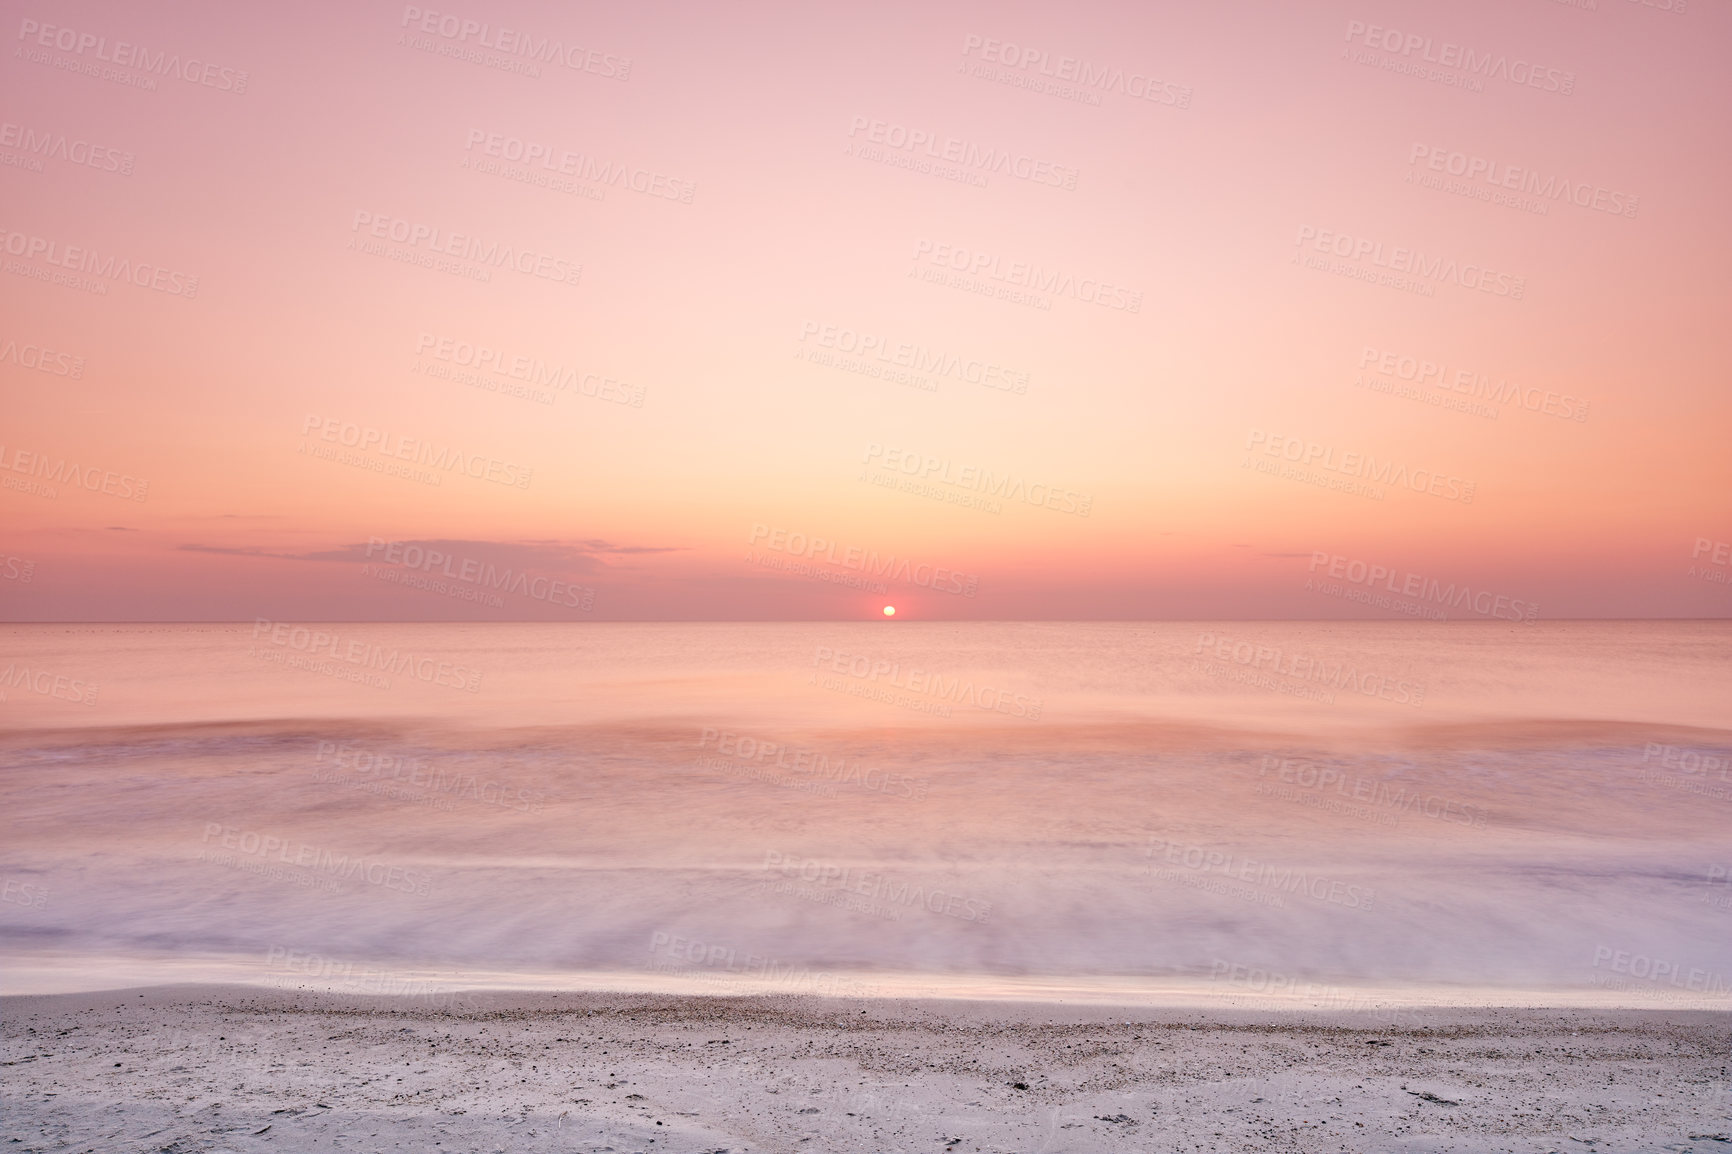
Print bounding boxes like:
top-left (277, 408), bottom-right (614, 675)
top-left (3, 985), bottom-right (1727, 1153)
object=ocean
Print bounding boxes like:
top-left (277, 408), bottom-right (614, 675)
top-left (1, 621), bottom-right (1728, 1009)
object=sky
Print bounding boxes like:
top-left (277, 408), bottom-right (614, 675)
top-left (2, 0), bottom-right (1728, 621)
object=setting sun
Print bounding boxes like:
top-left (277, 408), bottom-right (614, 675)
top-left (883, 606), bottom-right (896, 616)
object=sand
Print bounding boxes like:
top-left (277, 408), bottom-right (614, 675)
top-left (2, 985), bottom-right (1727, 1153)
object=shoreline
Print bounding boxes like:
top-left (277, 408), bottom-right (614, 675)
top-left (4, 958), bottom-right (1730, 1012)
top-left (4, 984), bottom-right (1727, 1153)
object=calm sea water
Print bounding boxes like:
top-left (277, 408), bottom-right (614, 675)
top-left (1, 621), bottom-right (1728, 1007)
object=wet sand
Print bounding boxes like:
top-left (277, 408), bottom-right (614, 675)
top-left (3, 985), bottom-right (1727, 1153)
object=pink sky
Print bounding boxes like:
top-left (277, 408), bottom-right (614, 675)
top-left (2, 0), bottom-right (1728, 621)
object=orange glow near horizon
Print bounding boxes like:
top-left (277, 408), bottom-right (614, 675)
top-left (2, 1), bottom-right (1728, 620)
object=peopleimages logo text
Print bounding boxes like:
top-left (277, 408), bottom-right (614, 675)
top-left (350, 211), bottom-right (581, 286)
top-left (300, 415), bottom-right (532, 489)
top-left (1194, 631), bottom-right (1425, 707)
top-left (0, 443), bottom-right (148, 501)
top-left (748, 524), bottom-right (978, 597)
top-left (0, 336), bottom-right (84, 377)
top-left (250, 619), bottom-right (483, 693)
top-left (762, 851), bottom-right (992, 923)
top-left (362, 537), bottom-right (593, 609)
top-left (1, 227), bottom-right (199, 297)
top-left (463, 130), bottom-right (693, 202)
top-left (1257, 757), bottom-right (1487, 828)
top-left (1343, 20), bottom-right (1574, 95)
top-left (1246, 429), bottom-right (1474, 503)
top-left (16, 18), bottom-right (250, 92)
top-left (1295, 226), bottom-right (1524, 299)
top-left (960, 34), bottom-right (1192, 108)
top-left (1147, 836), bottom-right (1377, 910)
top-left (1307, 551), bottom-right (1537, 623)
top-left (698, 728), bottom-right (929, 801)
top-left (201, 824), bottom-right (433, 896)
top-left (847, 116), bottom-right (1079, 189)
top-left (911, 239), bottom-right (1142, 312)
top-left (0, 121), bottom-right (134, 174)
top-left (798, 322), bottom-right (1027, 394)
top-left (0, 663), bottom-right (99, 706)
top-left (1358, 345), bottom-right (1587, 422)
top-left (415, 333), bottom-right (644, 407)
top-left (813, 646), bottom-right (1043, 719)
top-left (399, 6), bottom-right (630, 79)
top-left (315, 741), bottom-right (545, 813)
top-left (1407, 145), bottom-right (1636, 219)
top-left (864, 443), bottom-right (1090, 516)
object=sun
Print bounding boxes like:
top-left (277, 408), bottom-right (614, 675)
top-left (882, 605), bottom-right (896, 617)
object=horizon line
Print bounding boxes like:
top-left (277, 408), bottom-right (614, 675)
top-left (3, 617), bottom-right (1729, 626)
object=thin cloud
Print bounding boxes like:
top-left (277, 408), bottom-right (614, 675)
top-left (178, 538), bottom-right (683, 573)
